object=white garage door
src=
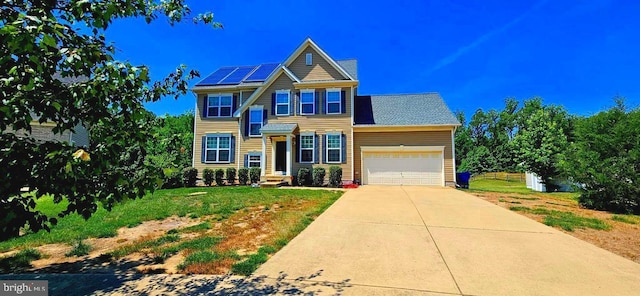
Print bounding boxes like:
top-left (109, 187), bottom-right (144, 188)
top-left (363, 151), bottom-right (443, 185)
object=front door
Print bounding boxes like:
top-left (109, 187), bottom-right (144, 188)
top-left (275, 141), bottom-right (287, 173)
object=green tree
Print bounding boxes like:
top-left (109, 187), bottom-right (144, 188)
top-left (512, 104), bottom-right (570, 191)
top-left (459, 146), bottom-right (497, 175)
top-left (565, 98), bottom-right (640, 214)
top-left (0, 0), bottom-right (219, 240)
top-left (146, 111), bottom-right (194, 169)
top-left (454, 111), bottom-right (473, 169)
top-left (457, 98), bottom-right (520, 173)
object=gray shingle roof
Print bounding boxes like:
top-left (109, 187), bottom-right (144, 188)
top-left (354, 93), bottom-right (460, 126)
top-left (260, 123), bottom-right (298, 133)
top-left (336, 59), bottom-right (357, 80)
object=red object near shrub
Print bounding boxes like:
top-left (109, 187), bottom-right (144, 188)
top-left (342, 181), bottom-right (359, 189)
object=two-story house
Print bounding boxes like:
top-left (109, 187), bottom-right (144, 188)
top-left (191, 38), bottom-right (460, 186)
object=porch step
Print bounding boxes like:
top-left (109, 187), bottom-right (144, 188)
top-left (264, 176), bottom-right (286, 182)
top-left (260, 181), bottom-right (286, 188)
top-left (260, 175), bottom-right (293, 186)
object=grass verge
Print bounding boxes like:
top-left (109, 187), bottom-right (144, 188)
top-left (510, 206), bottom-right (611, 231)
top-left (231, 246), bottom-right (277, 275)
top-left (611, 215), bottom-right (638, 224)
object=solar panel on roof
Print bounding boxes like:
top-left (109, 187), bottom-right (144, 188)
top-left (218, 66), bottom-right (256, 85)
top-left (197, 67), bottom-right (235, 86)
top-left (245, 63), bottom-right (279, 82)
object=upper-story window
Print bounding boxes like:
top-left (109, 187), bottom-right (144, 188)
top-left (300, 89), bottom-right (315, 115)
top-left (249, 106), bottom-right (263, 136)
top-left (275, 90), bottom-right (290, 116)
top-left (207, 93), bottom-right (233, 117)
top-left (326, 89), bottom-right (341, 114)
top-left (305, 53), bottom-right (312, 65)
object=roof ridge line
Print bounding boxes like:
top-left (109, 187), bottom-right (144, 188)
top-left (363, 92), bottom-right (441, 96)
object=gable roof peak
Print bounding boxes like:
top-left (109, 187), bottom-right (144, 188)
top-left (283, 37), bottom-right (355, 81)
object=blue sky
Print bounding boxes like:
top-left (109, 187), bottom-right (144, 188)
top-left (104, 0), bottom-right (640, 118)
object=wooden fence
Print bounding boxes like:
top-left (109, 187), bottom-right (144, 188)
top-left (471, 172), bottom-right (525, 182)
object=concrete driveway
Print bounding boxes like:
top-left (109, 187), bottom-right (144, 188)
top-left (255, 186), bottom-right (640, 295)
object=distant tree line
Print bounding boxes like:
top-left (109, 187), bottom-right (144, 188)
top-left (455, 97), bottom-right (640, 214)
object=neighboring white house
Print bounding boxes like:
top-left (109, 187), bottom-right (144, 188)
top-left (526, 172), bottom-right (574, 192)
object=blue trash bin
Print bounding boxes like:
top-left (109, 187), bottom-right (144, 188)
top-left (456, 172), bottom-right (471, 189)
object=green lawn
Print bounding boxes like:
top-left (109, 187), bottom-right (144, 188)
top-left (0, 187), bottom-right (343, 253)
top-left (468, 178), bottom-right (533, 194)
top-left (468, 178), bottom-right (579, 201)
top-left (509, 206), bottom-right (611, 231)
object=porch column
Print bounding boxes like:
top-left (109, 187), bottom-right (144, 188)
top-left (286, 134), bottom-right (292, 176)
top-left (261, 136), bottom-right (266, 176)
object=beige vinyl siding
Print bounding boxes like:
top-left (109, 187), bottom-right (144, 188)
top-left (289, 47), bottom-right (347, 81)
top-left (353, 130), bottom-right (455, 185)
top-left (194, 91), bottom-right (244, 175)
top-left (193, 119), bottom-right (239, 175)
top-left (250, 74), bottom-right (353, 180)
top-left (239, 89), bottom-right (257, 105)
top-left (194, 72), bottom-right (353, 181)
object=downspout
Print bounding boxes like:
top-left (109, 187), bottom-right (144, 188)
top-left (237, 91), bottom-right (243, 171)
top-left (350, 86), bottom-right (355, 182)
top-left (192, 92), bottom-right (198, 168)
top-left (451, 126), bottom-right (457, 185)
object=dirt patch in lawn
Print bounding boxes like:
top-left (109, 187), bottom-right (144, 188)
top-left (5, 198), bottom-right (325, 275)
top-left (473, 191), bottom-right (640, 263)
top-left (0, 216), bottom-right (200, 273)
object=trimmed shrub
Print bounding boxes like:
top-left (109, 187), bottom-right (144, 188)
top-left (214, 169), bottom-right (225, 186)
top-left (182, 167), bottom-right (198, 187)
top-left (297, 167), bottom-right (311, 186)
top-left (238, 168), bottom-right (249, 185)
top-left (329, 166), bottom-right (342, 187)
top-left (249, 167), bottom-right (261, 184)
top-left (162, 169), bottom-right (183, 189)
top-left (202, 168), bottom-right (214, 186)
top-left (226, 168), bottom-right (237, 185)
top-left (312, 167), bottom-right (326, 187)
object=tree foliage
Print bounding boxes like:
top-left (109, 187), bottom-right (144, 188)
top-left (455, 97), bottom-right (571, 183)
top-left (512, 105), bottom-right (570, 191)
top-left (565, 99), bottom-right (640, 214)
top-left (0, 0), bottom-right (219, 240)
top-left (146, 111), bottom-right (194, 169)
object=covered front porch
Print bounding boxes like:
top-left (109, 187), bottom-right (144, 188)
top-left (259, 123), bottom-right (298, 186)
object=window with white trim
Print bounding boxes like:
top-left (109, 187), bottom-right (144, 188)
top-left (326, 133), bottom-right (341, 163)
top-left (300, 90), bottom-right (315, 115)
top-left (248, 153), bottom-right (261, 167)
top-left (305, 53), bottom-right (312, 65)
top-left (249, 106), bottom-right (263, 136)
top-left (275, 90), bottom-right (290, 116)
top-left (207, 93), bottom-right (233, 117)
top-left (326, 89), bottom-right (341, 114)
top-left (205, 135), bottom-right (231, 163)
top-left (300, 134), bottom-right (315, 163)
